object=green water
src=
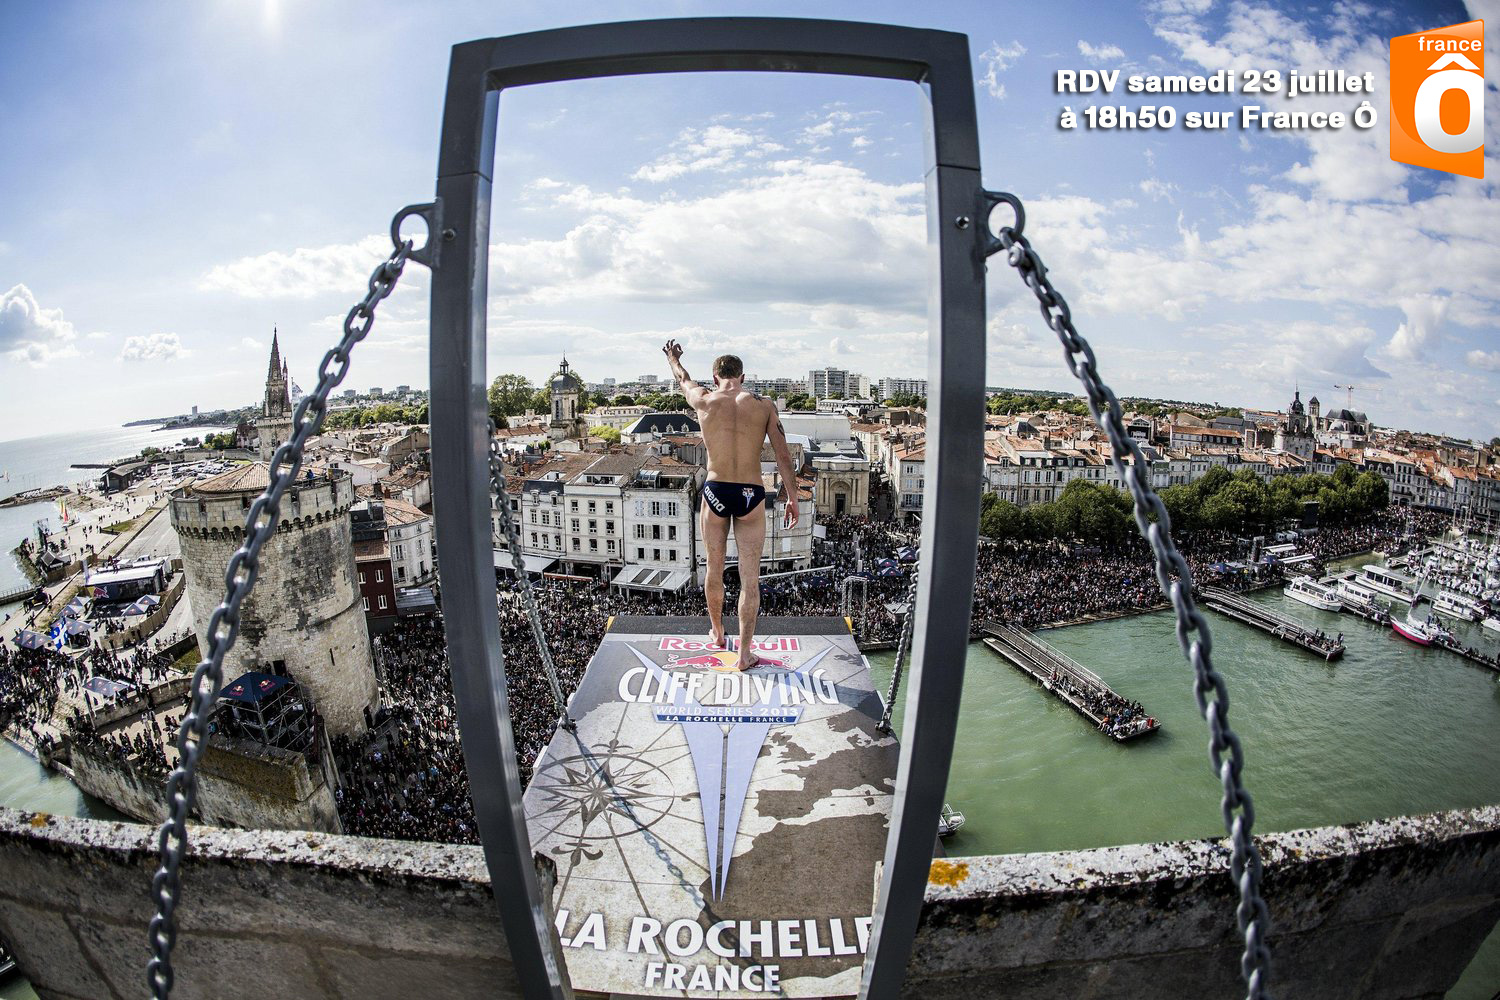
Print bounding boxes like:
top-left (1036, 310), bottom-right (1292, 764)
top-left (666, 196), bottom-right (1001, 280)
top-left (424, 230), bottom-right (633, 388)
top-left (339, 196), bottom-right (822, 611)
top-left (0, 741), bottom-right (124, 821)
top-left (867, 567), bottom-right (1500, 997)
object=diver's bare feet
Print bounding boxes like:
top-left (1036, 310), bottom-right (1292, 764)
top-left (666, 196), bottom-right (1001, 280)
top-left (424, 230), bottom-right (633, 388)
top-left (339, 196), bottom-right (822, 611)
top-left (737, 650), bottom-right (760, 671)
top-left (707, 626), bottom-right (726, 649)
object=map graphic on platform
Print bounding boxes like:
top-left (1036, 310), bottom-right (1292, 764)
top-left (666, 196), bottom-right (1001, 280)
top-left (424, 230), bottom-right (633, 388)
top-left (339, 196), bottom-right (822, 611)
top-left (523, 616), bottom-right (899, 998)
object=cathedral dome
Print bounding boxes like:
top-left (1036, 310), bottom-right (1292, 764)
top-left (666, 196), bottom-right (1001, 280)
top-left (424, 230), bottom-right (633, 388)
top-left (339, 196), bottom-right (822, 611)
top-left (549, 357), bottom-right (584, 392)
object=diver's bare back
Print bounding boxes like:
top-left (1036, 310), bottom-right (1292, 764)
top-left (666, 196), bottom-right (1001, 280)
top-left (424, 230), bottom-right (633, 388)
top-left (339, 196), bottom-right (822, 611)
top-left (697, 390), bottom-right (772, 485)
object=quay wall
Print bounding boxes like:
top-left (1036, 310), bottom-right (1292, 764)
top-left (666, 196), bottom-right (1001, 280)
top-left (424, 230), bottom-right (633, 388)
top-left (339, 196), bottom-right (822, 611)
top-left (65, 745), bottom-right (167, 825)
top-left (63, 736), bottom-right (342, 833)
top-left (195, 736), bottom-right (342, 833)
top-left (2, 805), bottom-right (1497, 1000)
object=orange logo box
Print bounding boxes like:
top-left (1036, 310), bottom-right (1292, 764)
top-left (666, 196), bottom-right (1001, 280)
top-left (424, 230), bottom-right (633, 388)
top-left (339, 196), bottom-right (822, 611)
top-left (1390, 20), bottom-right (1485, 179)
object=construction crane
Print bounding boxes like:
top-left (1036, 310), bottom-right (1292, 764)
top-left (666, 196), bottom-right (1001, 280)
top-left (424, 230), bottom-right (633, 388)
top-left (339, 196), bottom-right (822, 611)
top-left (1332, 383), bottom-right (1364, 410)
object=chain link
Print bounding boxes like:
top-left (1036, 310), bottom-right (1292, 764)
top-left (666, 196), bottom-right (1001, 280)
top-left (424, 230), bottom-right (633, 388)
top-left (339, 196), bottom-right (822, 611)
top-left (877, 568), bottom-right (918, 734)
top-left (145, 225), bottom-right (416, 1000)
top-left (986, 192), bottom-right (1273, 999)
top-left (486, 430), bottom-right (572, 729)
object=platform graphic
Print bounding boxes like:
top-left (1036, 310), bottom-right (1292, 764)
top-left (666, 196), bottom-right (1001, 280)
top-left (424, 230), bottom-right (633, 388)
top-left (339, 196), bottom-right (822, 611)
top-left (523, 616), bottom-right (898, 998)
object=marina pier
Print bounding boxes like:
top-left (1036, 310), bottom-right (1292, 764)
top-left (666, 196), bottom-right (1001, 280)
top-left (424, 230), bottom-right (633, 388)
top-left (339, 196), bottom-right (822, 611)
top-left (1199, 587), bottom-right (1345, 660)
top-left (979, 620), bottom-right (1159, 741)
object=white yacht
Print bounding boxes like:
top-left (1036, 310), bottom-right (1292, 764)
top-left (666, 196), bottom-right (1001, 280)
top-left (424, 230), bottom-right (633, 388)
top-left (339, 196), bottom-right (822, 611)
top-left (1284, 578), bottom-right (1342, 612)
top-left (1482, 616), bottom-right (1500, 634)
top-left (1431, 590), bottom-right (1485, 623)
top-left (1336, 575), bottom-right (1380, 604)
top-left (1358, 564), bottom-right (1417, 604)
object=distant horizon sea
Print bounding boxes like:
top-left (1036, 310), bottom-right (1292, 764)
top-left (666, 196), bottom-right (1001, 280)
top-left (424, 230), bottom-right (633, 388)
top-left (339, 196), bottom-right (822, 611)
top-left (0, 423), bottom-right (229, 603)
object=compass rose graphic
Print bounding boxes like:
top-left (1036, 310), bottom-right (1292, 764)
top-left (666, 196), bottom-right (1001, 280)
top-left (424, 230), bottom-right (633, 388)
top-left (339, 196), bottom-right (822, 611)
top-left (530, 739), bottom-right (678, 869)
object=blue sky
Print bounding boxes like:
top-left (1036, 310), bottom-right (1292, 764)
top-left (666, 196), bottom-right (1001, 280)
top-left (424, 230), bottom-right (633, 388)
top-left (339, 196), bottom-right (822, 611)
top-left (1, 0), bottom-right (1496, 442)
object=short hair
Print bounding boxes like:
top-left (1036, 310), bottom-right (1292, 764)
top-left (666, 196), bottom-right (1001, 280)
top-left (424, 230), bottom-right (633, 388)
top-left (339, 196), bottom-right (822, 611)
top-left (712, 354), bottom-right (743, 380)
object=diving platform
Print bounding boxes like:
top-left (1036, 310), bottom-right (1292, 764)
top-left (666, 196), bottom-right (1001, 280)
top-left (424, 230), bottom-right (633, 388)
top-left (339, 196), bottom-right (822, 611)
top-left (1199, 587), bottom-right (1345, 660)
top-left (522, 615), bottom-right (898, 998)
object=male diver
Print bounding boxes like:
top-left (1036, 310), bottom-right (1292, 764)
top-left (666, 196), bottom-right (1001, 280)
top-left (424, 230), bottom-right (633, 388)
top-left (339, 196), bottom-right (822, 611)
top-left (663, 339), bottom-right (800, 668)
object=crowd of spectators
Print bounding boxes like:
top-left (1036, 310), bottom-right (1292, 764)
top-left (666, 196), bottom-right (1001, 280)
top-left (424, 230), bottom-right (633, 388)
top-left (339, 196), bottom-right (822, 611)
top-left (331, 616), bottom-right (480, 843)
top-left (1, 500), bottom-right (1479, 845)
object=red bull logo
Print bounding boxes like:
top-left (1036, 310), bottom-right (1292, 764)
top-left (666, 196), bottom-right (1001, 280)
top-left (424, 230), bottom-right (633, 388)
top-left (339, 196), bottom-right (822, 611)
top-left (668, 651), bottom-right (789, 671)
top-left (659, 637), bottom-right (800, 652)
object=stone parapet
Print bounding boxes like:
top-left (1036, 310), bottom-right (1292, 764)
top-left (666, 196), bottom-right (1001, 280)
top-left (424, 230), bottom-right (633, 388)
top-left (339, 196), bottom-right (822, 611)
top-left (1, 806), bottom-right (1496, 999)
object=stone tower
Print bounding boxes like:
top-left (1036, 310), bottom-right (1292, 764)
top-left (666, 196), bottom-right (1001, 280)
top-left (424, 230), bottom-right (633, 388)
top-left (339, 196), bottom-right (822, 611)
top-left (1273, 387), bottom-right (1315, 459)
top-left (257, 328), bottom-right (295, 463)
top-left (170, 465), bottom-right (377, 737)
top-left (548, 356), bottom-right (587, 441)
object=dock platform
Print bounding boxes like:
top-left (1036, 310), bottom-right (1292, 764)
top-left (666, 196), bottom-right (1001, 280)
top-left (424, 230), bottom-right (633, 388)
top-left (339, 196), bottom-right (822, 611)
top-left (1199, 587), bottom-right (1345, 660)
top-left (522, 615), bottom-right (897, 998)
top-left (1429, 632), bottom-right (1500, 674)
top-left (979, 620), bottom-right (1159, 741)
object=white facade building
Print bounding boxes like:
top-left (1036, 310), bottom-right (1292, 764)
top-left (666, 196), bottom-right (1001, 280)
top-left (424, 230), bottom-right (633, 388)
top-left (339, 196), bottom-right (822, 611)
top-left (878, 377), bottom-right (927, 400)
top-left (383, 497), bottom-right (435, 586)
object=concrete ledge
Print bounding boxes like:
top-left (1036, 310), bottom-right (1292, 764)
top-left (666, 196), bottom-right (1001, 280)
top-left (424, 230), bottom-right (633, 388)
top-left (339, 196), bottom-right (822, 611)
top-left (0, 810), bottom-right (559, 1000)
top-left (2, 806), bottom-right (1498, 999)
top-left (910, 805), bottom-right (1500, 999)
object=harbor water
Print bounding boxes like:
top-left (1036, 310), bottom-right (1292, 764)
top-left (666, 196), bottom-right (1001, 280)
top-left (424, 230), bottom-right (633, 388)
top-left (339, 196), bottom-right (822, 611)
top-left (867, 556), bottom-right (1500, 996)
top-left (0, 424), bottom-right (228, 598)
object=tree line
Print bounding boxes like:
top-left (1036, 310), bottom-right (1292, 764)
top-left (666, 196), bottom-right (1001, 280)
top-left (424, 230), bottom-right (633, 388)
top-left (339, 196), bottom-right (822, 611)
top-left (980, 464), bottom-right (1390, 544)
top-left (322, 402), bottom-right (430, 430)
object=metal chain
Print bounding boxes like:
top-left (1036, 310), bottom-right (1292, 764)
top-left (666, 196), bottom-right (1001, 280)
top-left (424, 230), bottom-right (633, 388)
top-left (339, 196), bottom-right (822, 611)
top-left (485, 430), bottom-right (572, 729)
top-left (984, 191), bottom-right (1273, 999)
top-left (877, 567), bottom-right (918, 734)
top-left (145, 225), bottom-right (416, 1000)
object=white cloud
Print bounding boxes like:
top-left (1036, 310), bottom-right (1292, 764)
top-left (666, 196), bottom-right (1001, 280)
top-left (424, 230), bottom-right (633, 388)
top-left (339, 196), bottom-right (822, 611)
top-left (200, 235), bottom-right (391, 299)
top-left (977, 41), bottom-right (1028, 100)
top-left (1077, 40), bottom-right (1126, 63)
top-left (1149, 0), bottom-right (1407, 203)
top-left (1466, 348), bottom-right (1500, 372)
top-left (120, 332), bottom-right (185, 363)
top-left (1383, 296), bottom-right (1447, 362)
top-left (1139, 178), bottom-right (1178, 201)
top-left (0, 284), bottom-right (79, 365)
top-left (632, 126), bottom-right (761, 182)
top-left (493, 158), bottom-right (927, 316)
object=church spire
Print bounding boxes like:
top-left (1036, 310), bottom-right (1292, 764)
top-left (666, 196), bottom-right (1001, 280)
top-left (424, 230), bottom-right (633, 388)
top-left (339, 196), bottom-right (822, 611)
top-left (267, 327), bottom-right (282, 381)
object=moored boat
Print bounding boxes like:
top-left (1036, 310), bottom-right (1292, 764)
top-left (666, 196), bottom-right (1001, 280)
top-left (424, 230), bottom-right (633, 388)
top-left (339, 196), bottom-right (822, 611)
top-left (1359, 564), bottom-right (1418, 604)
top-left (1432, 590), bottom-right (1485, 623)
top-left (1284, 577), bottom-right (1342, 612)
top-left (1392, 598), bottom-right (1453, 647)
top-left (1392, 614), bottom-right (1438, 645)
top-left (938, 803), bottom-right (966, 837)
top-left (1482, 616), bottom-right (1500, 634)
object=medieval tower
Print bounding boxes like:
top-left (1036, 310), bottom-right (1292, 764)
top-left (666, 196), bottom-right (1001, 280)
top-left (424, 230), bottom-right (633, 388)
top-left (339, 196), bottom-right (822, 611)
top-left (547, 356), bottom-right (588, 441)
top-left (170, 339), bottom-right (377, 737)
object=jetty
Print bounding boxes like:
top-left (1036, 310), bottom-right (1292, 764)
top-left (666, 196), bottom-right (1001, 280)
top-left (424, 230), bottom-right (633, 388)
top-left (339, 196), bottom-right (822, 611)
top-left (1429, 632), bottom-right (1500, 675)
top-left (979, 620), bottom-right (1159, 741)
top-left (0, 486), bottom-right (67, 510)
top-left (0, 584), bottom-right (42, 607)
top-left (1199, 587), bottom-right (1345, 661)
